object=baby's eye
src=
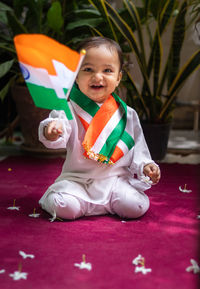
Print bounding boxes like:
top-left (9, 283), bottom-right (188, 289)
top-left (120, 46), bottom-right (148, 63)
top-left (82, 67), bottom-right (92, 72)
top-left (104, 68), bottom-right (113, 73)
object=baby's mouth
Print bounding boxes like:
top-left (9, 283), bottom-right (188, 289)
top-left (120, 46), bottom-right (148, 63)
top-left (90, 85), bottom-right (104, 89)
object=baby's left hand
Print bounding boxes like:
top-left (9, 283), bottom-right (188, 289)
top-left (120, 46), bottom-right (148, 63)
top-left (143, 163), bottom-right (161, 184)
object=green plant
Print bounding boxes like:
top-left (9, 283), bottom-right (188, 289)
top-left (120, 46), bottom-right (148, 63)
top-left (83, 0), bottom-right (200, 123)
top-left (0, 0), bottom-right (100, 140)
top-left (0, 0), bottom-right (96, 103)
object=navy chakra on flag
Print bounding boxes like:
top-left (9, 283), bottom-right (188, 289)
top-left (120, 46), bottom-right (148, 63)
top-left (19, 63), bottom-right (30, 80)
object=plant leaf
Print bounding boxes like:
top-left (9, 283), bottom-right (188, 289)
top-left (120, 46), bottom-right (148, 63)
top-left (6, 11), bottom-right (28, 35)
top-left (47, 1), bottom-right (64, 32)
top-left (160, 49), bottom-right (200, 119)
top-left (0, 78), bottom-right (14, 102)
top-left (123, 0), bottom-right (147, 68)
top-left (0, 60), bottom-right (14, 78)
top-left (66, 18), bottom-right (103, 30)
top-left (153, 32), bottom-right (162, 97)
top-left (167, 0), bottom-right (187, 89)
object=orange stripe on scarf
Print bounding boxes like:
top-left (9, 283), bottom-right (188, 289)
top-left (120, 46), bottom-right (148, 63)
top-left (78, 116), bottom-right (89, 131)
top-left (82, 95), bottom-right (119, 150)
top-left (110, 146), bottom-right (124, 163)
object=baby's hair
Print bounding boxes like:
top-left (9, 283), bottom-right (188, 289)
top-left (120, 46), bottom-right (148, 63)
top-left (77, 36), bottom-right (123, 71)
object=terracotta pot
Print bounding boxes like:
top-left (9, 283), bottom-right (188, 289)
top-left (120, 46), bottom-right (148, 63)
top-left (11, 85), bottom-right (66, 154)
top-left (141, 122), bottom-right (171, 161)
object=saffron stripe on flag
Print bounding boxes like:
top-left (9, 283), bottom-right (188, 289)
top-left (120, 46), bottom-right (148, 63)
top-left (15, 34), bottom-right (81, 74)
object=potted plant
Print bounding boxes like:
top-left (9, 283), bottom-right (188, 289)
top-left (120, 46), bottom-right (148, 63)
top-left (0, 0), bottom-right (95, 152)
top-left (71, 0), bottom-right (200, 160)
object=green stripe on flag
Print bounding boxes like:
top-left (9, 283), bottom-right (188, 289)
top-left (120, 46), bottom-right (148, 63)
top-left (70, 85), bottom-right (99, 117)
top-left (27, 83), bottom-right (73, 120)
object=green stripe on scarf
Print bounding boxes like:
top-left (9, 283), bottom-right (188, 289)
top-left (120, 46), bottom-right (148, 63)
top-left (99, 115), bottom-right (126, 158)
top-left (70, 84), bottom-right (99, 117)
top-left (121, 131), bottom-right (135, 149)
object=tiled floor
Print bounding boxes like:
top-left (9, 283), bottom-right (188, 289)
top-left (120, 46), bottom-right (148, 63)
top-left (163, 130), bottom-right (200, 164)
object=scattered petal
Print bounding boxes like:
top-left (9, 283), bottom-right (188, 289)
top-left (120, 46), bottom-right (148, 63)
top-left (49, 211), bottom-right (58, 222)
top-left (19, 251), bottom-right (35, 259)
top-left (140, 176), bottom-right (153, 185)
top-left (135, 266), bottom-right (152, 274)
top-left (8, 168), bottom-right (12, 171)
top-left (9, 271), bottom-right (28, 281)
top-left (74, 261), bottom-right (92, 271)
top-left (29, 213), bottom-right (40, 218)
top-left (29, 208), bottom-right (40, 218)
top-left (7, 199), bottom-right (20, 210)
top-left (49, 216), bottom-right (56, 222)
top-left (179, 185), bottom-right (192, 193)
top-left (132, 254), bottom-right (143, 266)
top-left (121, 220), bottom-right (127, 223)
top-left (0, 269), bottom-right (5, 274)
top-left (197, 215), bottom-right (200, 220)
top-left (7, 206), bottom-right (20, 211)
top-left (74, 255), bottom-right (92, 271)
top-left (186, 259), bottom-right (200, 274)
top-left (132, 254), bottom-right (152, 275)
top-left (49, 216), bottom-right (63, 222)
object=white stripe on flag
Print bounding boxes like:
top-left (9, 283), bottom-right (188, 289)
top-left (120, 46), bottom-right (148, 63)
top-left (70, 100), bottom-right (93, 125)
top-left (52, 60), bottom-right (75, 88)
top-left (51, 60), bottom-right (75, 99)
top-left (91, 106), bottom-right (124, 153)
top-left (21, 62), bottom-right (54, 89)
top-left (21, 61), bottom-right (76, 100)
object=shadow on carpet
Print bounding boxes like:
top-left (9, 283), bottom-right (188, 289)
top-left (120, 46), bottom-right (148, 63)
top-left (0, 156), bottom-right (199, 289)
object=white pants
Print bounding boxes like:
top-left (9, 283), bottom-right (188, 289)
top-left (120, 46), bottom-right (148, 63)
top-left (40, 177), bottom-right (150, 220)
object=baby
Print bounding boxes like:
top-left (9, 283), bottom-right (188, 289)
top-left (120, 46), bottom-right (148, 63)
top-left (38, 36), bottom-right (160, 220)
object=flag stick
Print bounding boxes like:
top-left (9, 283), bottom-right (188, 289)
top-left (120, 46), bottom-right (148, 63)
top-left (57, 49), bottom-right (86, 125)
top-left (66, 49), bottom-right (86, 99)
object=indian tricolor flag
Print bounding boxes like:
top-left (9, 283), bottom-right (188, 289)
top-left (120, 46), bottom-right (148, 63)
top-left (70, 85), bottom-right (135, 164)
top-left (14, 34), bottom-right (85, 120)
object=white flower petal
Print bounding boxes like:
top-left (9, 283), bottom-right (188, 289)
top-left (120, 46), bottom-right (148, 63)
top-left (28, 213), bottom-right (40, 218)
top-left (7, 206), bottom-right (20, 210)
top-left (9, 271), bottom-right (28, 280)
top-left (74, 261), bottom-right (92, 271)
top-left (19, 251), bottom-right (35, 259)
top-left (179, 186), bottom-right (192, 193)
top-left (186, 259), bottom-right (200, 274)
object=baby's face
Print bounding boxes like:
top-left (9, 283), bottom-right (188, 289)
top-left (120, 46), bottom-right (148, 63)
top-left (76, 45), bottom-right (122, 103)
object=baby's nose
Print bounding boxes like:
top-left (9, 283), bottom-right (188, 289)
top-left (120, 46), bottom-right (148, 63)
top-left (92, 72), bottom-right (103, 80)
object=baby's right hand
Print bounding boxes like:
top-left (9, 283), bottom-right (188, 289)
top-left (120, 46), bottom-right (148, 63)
top-left (44, 121), bottom-right (63, 141)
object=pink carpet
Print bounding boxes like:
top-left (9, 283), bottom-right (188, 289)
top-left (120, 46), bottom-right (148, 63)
top-left (0, 156), bottom-right (199, 289)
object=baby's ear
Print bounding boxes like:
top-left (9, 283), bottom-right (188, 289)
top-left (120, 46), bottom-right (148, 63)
top-left (117, 70), bottom-right (122, 83)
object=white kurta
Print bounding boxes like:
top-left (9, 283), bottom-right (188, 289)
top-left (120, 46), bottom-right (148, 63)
top-left (38, 103), bottom-right (154, 207)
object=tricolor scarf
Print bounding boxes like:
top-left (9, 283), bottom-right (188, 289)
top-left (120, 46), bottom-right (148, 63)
top-left (70, 85), bottom-right (135, 164)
